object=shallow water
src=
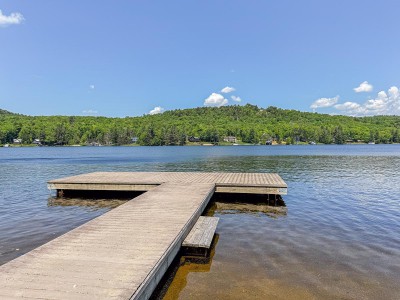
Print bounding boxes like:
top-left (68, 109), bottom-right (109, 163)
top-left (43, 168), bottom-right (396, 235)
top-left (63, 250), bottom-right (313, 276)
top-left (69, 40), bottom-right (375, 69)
top-left (1, 145), bottom-right (399, 299)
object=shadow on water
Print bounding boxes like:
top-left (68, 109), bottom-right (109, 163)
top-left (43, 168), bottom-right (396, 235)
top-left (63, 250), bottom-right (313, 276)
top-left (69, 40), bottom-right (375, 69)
top-left (151, 234), bottom-right (220, 300)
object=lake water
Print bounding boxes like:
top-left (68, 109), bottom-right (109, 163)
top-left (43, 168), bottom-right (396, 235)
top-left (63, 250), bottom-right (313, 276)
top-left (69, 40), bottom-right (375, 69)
top-left (0, 145), bottom-right (399, 299)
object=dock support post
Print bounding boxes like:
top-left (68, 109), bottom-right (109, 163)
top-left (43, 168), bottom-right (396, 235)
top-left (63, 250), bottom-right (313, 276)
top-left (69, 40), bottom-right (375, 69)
top-left (56, 189), bottom-right (64, 198)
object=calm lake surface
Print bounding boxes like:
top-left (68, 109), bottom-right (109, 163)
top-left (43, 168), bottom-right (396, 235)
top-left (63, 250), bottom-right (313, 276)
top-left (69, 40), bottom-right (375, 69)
top-left (1, 145), bottom-right (399, 299)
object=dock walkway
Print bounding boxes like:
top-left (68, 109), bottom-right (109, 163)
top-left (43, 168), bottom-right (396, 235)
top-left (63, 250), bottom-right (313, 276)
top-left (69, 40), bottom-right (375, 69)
top-left (0, 172), bottom-right (287, 299)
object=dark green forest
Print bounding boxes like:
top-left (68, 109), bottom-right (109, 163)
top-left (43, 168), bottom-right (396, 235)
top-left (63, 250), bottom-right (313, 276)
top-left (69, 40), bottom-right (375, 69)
top-left (1, 105), bottom-right (400, 146)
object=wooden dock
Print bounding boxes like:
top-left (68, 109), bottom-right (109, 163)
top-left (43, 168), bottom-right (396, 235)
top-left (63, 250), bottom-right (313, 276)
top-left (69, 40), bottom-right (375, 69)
top-left (0, 172), bottom-right (287, 299)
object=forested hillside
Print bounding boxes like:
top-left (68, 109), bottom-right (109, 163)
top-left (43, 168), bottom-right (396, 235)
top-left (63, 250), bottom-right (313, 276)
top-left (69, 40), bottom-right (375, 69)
top-left (1, 104), bottom-right (399, 145)
top-left (0, 109), bottom-right (16, 115)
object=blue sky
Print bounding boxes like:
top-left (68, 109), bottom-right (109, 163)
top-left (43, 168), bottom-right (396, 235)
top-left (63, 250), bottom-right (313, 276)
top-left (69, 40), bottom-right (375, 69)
top-left (1, 1), bottom-right (399, 117)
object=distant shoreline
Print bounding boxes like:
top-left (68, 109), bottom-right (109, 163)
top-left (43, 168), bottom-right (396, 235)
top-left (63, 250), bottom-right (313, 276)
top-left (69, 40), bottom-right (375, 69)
top-left (1, 142), bottom-right (398, 148)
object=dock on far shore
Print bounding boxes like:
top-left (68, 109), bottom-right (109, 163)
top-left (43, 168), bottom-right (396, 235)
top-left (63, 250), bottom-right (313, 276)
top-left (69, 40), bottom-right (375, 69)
top-left (0, 171), bottom-right (287, 300)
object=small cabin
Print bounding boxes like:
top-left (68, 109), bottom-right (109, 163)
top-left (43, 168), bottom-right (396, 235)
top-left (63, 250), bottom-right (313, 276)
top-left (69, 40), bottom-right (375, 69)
top-left (131, 137), bottom-right (138, 143)
top-left (223, 136), bottom-right (237, 143)
top-left (33, 139), bottom-right (41, 145)
top-left (13, 138), bottom-right (22, 144)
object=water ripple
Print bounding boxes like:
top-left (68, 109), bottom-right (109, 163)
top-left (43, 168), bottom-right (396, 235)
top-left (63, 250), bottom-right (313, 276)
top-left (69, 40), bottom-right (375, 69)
top-left (1, 145), bottom-right (400, 299)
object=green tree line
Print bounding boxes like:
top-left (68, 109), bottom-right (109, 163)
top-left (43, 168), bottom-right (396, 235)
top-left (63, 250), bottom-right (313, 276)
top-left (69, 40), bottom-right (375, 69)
top-left (1, 105), bottom-right (400, 146)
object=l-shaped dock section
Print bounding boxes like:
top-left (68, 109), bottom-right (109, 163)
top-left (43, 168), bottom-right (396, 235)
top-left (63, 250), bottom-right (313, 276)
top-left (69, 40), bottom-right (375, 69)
top-left (0, 172), bottom-right (287, 300)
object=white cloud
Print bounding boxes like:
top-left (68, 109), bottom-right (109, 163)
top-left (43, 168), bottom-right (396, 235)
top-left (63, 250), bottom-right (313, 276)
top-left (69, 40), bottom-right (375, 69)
top-left (149, 106), bottom-right (164, 115)
top-left (82, 109), bottom-right (98, 115)
top-left (204, 93), bottom-right (228, 107)
top-left (334, 102), bottom-right (365, 115)
top-left (221, 86), bottom-right (235, 94)
top-left (389, 86), bottom-right (399, 96)
top-left (354, 81), bottom-right (373, 93)
top-left (310, 96), bottom-right (339, 110)
top-left (335, 102), bottom-right (362, 111)
top-left (334, 86), bottom-right (400, 116)
top-left (0, 10), bottom-right (24, 27)
top-left (231, 95), bottom-right (241, 102)
top-left (89, 85), bottom-right (95, 90)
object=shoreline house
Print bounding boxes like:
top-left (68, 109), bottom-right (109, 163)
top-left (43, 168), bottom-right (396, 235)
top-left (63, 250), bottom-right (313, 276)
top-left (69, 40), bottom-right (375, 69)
top-left (223, 136), bottom-right (237, 143)
top-left (131, 137), bottom-right (139, 143)
top-left (33, 139), bottom-right (42, 145)
top-left (188, 136), bottom-right (201, 142)
top-left (13, 138), bottom-right (22, 144)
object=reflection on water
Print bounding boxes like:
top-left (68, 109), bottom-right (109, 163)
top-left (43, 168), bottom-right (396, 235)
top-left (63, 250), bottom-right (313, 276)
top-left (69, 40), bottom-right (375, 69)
top-left (1, 146), bottom-right (400, 299)
top-left (210, 202), bottom-right (287, 217)
top-left (206, 194), bottom-right (287, 218)
top-left (48, 197), bottom-right (128, 209)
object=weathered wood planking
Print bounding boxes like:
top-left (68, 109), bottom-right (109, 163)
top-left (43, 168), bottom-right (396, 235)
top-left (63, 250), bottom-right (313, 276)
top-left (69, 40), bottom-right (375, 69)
top-left (48, 172), bottom-right (288, 195)
top-left (183, 216), bottom-right (219, 249)
top-left (0, 182), bottom-right (215, 300)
